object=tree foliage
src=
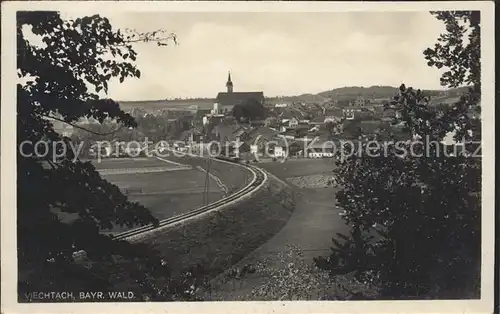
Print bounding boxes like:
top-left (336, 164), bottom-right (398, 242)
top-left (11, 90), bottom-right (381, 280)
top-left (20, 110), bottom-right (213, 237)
top-left (264, 116), bottom-right (280, 128)
top-left (232, 98), bottom-right (266, 122)
top-left (17, 11), bottom-right (178, 297)
top-left (424, 11), bottom-right (480, 91)
top-left (316, 11), bottom-right (481, 299)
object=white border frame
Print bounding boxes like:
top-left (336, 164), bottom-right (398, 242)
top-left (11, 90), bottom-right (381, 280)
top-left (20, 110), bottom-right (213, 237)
top-left (1, 1), bottom-right (495, 313)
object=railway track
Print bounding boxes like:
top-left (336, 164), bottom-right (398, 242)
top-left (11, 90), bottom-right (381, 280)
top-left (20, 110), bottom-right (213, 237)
top-left (113, 161), bottom-right (266, 241)
top-left (72, 155), bottom-right (267, 259)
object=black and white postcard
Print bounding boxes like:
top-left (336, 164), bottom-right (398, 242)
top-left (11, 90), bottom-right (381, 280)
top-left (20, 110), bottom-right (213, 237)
top-left (1, 1), bottom-right (495, 313)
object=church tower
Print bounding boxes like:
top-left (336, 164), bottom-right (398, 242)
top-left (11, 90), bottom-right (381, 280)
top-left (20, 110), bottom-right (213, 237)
top-left (226, 71), bottom-right (233, 93)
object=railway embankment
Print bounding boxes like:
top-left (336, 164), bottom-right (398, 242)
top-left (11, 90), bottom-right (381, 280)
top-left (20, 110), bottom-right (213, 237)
top-left (140, 167), bottom-right (296, 282)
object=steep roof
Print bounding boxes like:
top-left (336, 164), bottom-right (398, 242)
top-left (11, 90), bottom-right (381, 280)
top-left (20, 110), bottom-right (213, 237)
top-left (215, 92), bottom-right (264, 107)
top-left (310, 116), bottom-right (326, 123)
top-left (382, 108), bottom-right (397, 118)
top-left (280, 113), bottom-right (297, 120)
top-left (194, 109), bottom-right (211, 119)
top-left (324, 108), bottom-right (343, 117)
top-left (212, 123), bottom-right (245, 142)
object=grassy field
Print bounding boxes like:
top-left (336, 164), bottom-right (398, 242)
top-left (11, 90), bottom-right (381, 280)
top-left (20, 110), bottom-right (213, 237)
top-left (102, 168), bottom-right (224, 232)
top-left (128, 174), bottom-right (296, 287)
top-left (78, 157), bottom-right (230, 233)
top-left (90, 157), bottom-right (187, 170)
top-left (154, 154), bottom-right (253, 194)
top-left (258, 158), bottom-right (335, 179)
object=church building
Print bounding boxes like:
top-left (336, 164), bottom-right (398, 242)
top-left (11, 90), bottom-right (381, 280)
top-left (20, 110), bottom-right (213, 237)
top-left (213, 72), bottom-right (265, 115)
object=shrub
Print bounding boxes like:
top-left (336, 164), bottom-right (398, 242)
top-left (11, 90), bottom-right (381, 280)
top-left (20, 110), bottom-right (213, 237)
top-left (316, 11), bottom-right (482, 299)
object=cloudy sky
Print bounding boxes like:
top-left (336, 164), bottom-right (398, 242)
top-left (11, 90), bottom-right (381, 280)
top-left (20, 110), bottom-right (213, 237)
top-left (68, 11), bottom-right (447, 101)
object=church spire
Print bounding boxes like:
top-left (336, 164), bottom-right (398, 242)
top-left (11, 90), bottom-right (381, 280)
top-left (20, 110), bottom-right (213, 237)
top-left (226, 71), bottom-right (233, 93)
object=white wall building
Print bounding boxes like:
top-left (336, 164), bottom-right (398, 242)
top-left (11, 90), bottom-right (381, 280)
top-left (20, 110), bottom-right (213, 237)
top-left (289, 118), bottom-right (299, 128)
top-left (274, 146), bottom-right (287, 158)
top-left (343, 109), bottom-right (355, 120)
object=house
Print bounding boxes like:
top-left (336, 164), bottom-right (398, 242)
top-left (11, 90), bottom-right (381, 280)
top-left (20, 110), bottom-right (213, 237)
top-left (250, 137), bottom-right (270, 157)
top-left (280, 133), bottom-right (296, 141)
top-left (324, 108), bottom-right (344, 123)
top-left (270, 138), bottom-right (290, 158)
top-left (381, 108), bottom-right (399, 122)
top-left (275, 103), bottom-right (289, 108)
top-left (211, 122), bottom-right (253, 146)
top-left (231, 142), bottom-right (250, 157)
top-left (294, 125), bottom-right (310, 138)
top-left (289, 117), bottom-right (299, 128)
top-left (288, 141), bottom-right (305, 157)
top-left (279, 111), bottom-right (297, 123)
top-left (193, 109), bottom-right (211, 126)
top-left (354, 96), bottom-right (367, 108)
top-left (233, 127), bottom-right (252, 142)
top-left (212, 123), bottom-right (240, 142)
top-left (273, 146), bottom-right (286, 158)
top-left (306, 141), bottom-right (336, 158)
top-left (214, 72), bottom-right (265, 114)
top-left (357, 110), bottom-right (377, 121)
top-left (343, 108), bottom-right (355, 120)
top-left (309, 116), bottom-right (326, 126)
top-left (250, 136), bottom-right (278, 157)
top-left (370, 98), bottom-right (390, 106)
top-left (176, 115), bottom-right (195, 130)
top-left (247, 127), bottom-right (279, 156)
top-left (249, 119), bottom-right (265, 127)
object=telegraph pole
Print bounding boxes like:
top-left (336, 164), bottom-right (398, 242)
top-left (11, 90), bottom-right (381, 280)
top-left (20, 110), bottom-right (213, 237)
top-left (205, 153), bottom-right (211, 205)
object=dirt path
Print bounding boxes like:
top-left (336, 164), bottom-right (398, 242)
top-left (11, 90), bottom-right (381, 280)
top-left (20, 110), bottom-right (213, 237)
top-left (206, 163), bottom-right (349, 300)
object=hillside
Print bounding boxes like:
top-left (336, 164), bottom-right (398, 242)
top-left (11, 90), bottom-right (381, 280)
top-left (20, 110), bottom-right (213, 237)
top-left (119, 99), bottom-right (214, 112)
top-left (117, 86), bottom-right (470, 112)
top-left (318, 85), bottom-right (399, 100)
top-left (317, 85), bottom-right (470, 102)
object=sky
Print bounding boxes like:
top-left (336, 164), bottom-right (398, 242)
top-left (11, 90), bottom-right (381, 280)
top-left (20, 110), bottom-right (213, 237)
top-left (64, 11), bottom-right (447, 101)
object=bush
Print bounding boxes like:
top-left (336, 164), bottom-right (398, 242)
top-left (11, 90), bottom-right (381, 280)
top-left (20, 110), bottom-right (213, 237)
top-left (316, 12), bottom-right (482, 299)
top-left (316, 85), bottom-right (481, 299)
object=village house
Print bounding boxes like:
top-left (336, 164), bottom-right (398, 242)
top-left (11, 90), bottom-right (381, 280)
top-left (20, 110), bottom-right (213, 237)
top-left (230, 142), bottom-right (251, 157)
top-left (249, 119), bottom-right (265, 127)
top-left (192, 109), bottom-right (211, 127)
top-left (288, 141), bottom-right (305, 157)
top-left (309, 116), bottom-right (326, 126)
top-left (343, 108), bottom-right (355, 120)
top-left (273, 146), bottom-right (286, 158)
top-left (294, 125), bottom-right (310, 138)
top-left (247, 127), bottom-right (279, 157)
top-left (278, 111), bottom-right (298, 124)
top-left (354, 96), bottom-right (367, 108)
top-left (381, 108), bottom-right (400, 122)
top-left (280, 132), bottom-right (296, 141)
top-left (289, 117), bottom-right (299, 128)
top-left (323, 108), bottom-right (344, 123)
top-left (306, 141), bottom-right (336, 158)
top-left (233, 127), bottom-right (252, 142)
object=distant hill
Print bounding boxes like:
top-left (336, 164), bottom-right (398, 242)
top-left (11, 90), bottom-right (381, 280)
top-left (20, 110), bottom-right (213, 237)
top-left (318, 85), bottom-right (399, 101)
top-left (117, 85), bottom-right (471, 112)
top-left (119, 99), bottom-right (214, 113)
top-left (317, 85), bottom-right (470, 102)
